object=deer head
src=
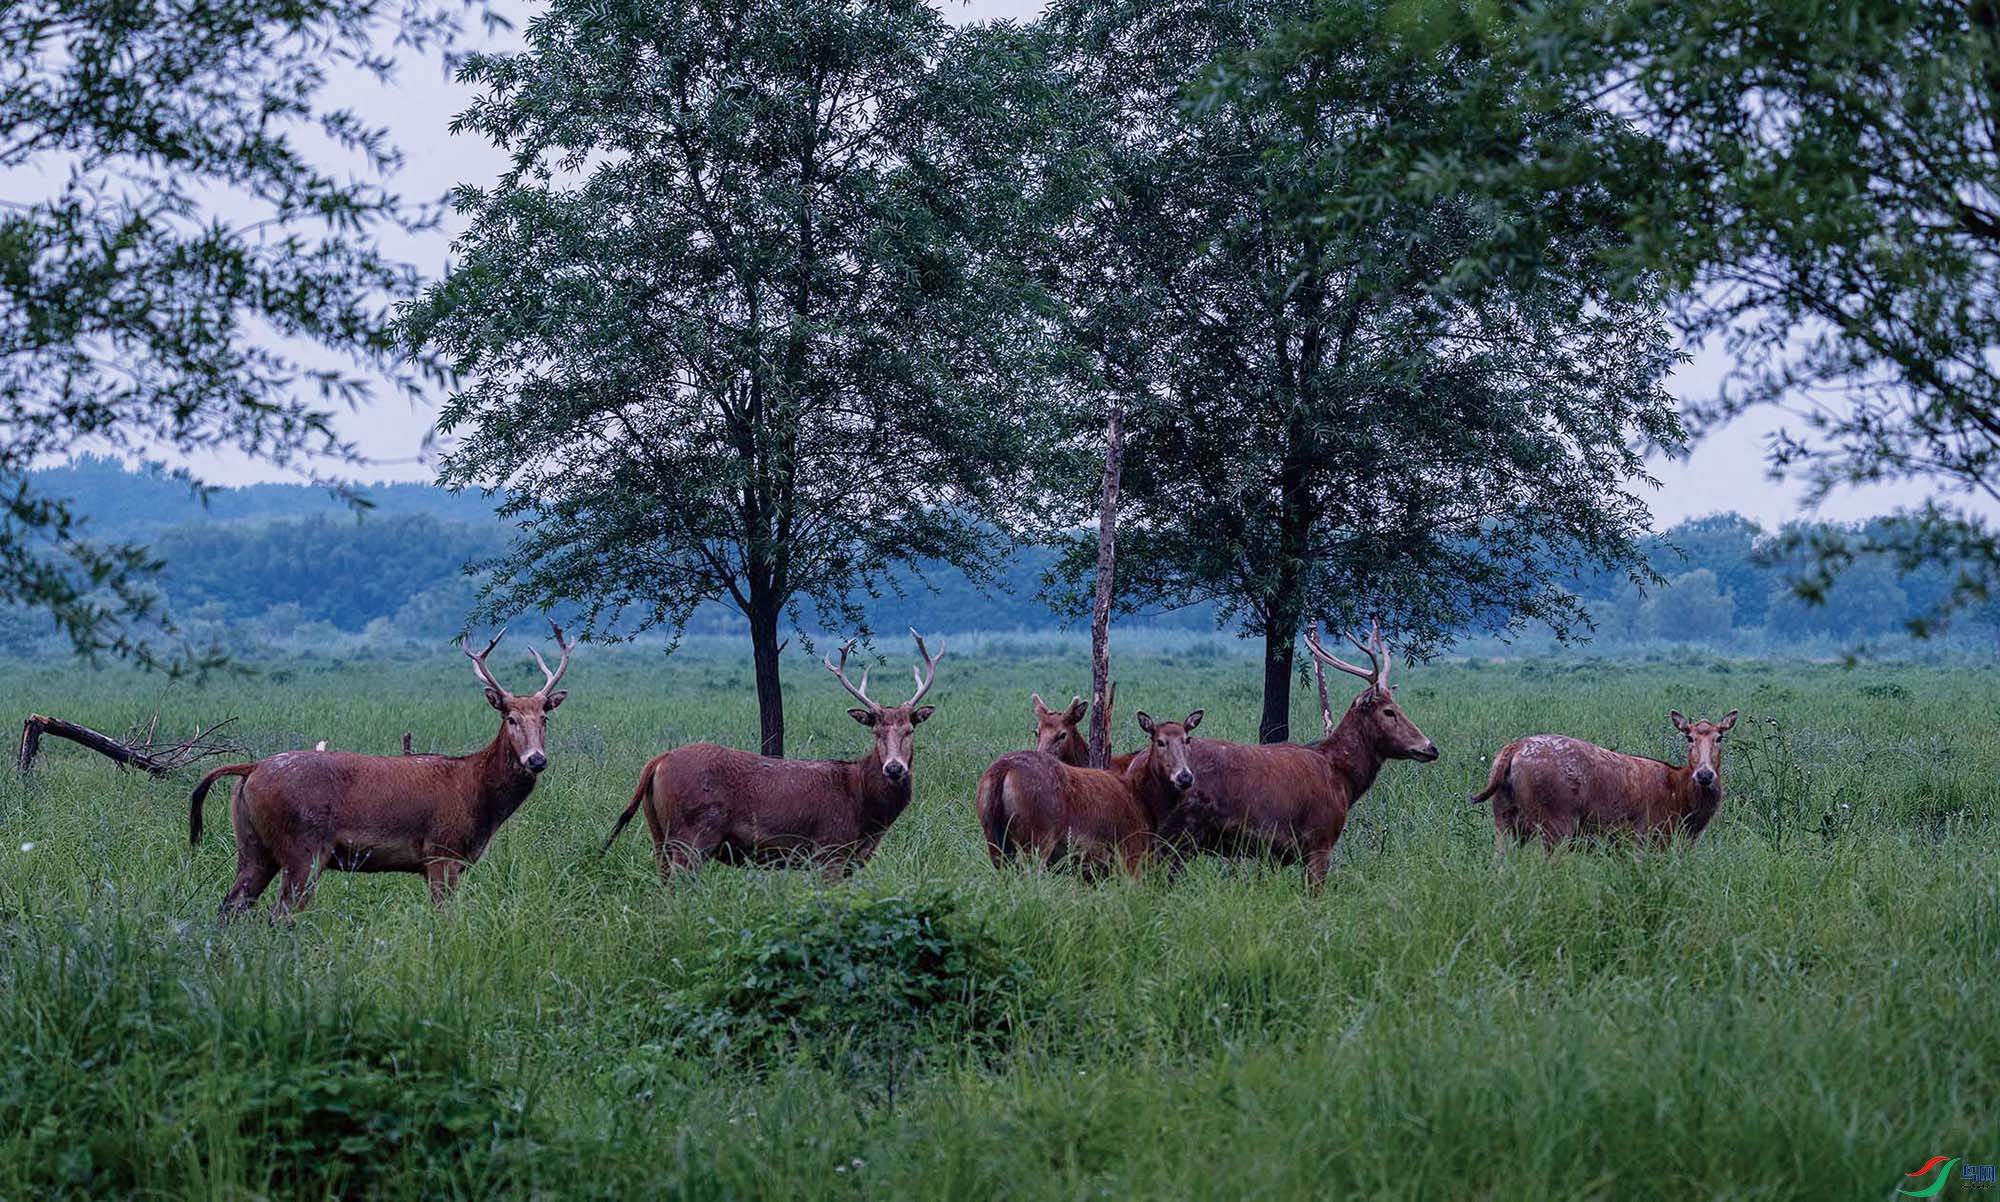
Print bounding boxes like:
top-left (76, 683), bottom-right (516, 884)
top-left (464, 618), bottom-right (576, 775)
top-left (825, 629), bottom-right (943, 785)
top-left (1032, 693), bottom-right (1089, 757)
top-left (1305, 621), bottom-right (1438, 763)
top-left (1134, 709), bottom-right (1203, 794)
top-left (1671, 709), bottom-right (1739, 791)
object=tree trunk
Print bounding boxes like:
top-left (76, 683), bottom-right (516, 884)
top-left (1259, 623), bottom-right (1297, 744)
top-left (747, 596), bottom-right (786, 758)
top-left (1087, 403), bottom-right (1125, 770)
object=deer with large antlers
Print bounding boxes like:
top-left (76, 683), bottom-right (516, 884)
top-left (189, 620), bottom-right (578, 918)
top-left (1150, 622), bottom-right (1438, 890)
top-left (604, 630), bottom-right (943, 881)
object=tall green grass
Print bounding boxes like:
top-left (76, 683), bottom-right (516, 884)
top-left (0, 646), bottom-right (1995, 1198)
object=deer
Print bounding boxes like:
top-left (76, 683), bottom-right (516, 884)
top-left (978, 709), bottom-right (1201, 878)
top-left (188, 620), bottom-right (577, 918)
top-left (1149, 623), bottom-right (1438, 891)
top-left (1031, 691), bottom-right (1138, 772)
top-left (603, 630), bottom-right (943, 882)
top-left (1470, 710), bottom-right (1740, 854)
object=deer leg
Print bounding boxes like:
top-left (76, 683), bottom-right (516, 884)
top-left (271, 852), bottom-right (322, 919)
top-left (825, 833), bottom-right (887, 883)
top-left (1303, 845), bottom-right (1333, 893)
top-left (660, 834), bottom-right (715, 886)
top-left (219, 844), bottom-right (279, 920)
top-left (425, 859), bottom-right (463, 905)
top-left (1117, 833), bottom-right (1148, 881)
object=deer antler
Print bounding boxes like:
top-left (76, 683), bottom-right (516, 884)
top-left (906, 627), bottom-right (943, 707)
top-left (528, 617), bottom-right (577, 696)
top-left (824, 638), bottom-right (878, 711)
top-left (1305, 622), bottom-right (1381, 689)
top-left (1361, 619), bottom-right (1390, 689)
top-left (1310, 623), bottom-right (1337, 738)
top-left (463, 626), bottom-right (509, 694)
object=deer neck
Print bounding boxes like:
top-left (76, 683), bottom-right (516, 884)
top-left (1670, 765), bottom-right (1724, 830)
top-left (471, 726), bottom-right (540, 826)
top-left (1318, 711), bottom-right (1385, 798)
top-left (852, 746), bottom-right (912, 832)
top-left (1131, 758), bottom-right (1178, 828)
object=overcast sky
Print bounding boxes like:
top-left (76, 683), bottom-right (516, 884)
top-left (180, 0), bottom-right (1969, 530)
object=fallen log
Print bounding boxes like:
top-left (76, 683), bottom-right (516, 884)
top-left (18, 713), bottom-right (240, 778)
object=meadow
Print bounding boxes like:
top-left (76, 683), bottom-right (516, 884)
top-left (1, 638), bottom-right (1996, 1200)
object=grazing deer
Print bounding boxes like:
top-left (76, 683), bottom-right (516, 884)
top-left (978, 709), bottom-right (1200, 878)
top-left (1150, 623), bottom-right (1438, 890)
top-left (1031, 692), bottom-right (1138, 772)
top-left (604, 630), bottom-right (943, 882)
top-left (1471, 710), bottom-right (1740, 853)
top-left (189, 620), bottom-right (577, 918)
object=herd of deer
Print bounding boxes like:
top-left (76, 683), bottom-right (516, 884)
top-left (186, 620), bottom-right (1741, 918)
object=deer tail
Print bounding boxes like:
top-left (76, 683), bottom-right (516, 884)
top-left (189, 763), bottom-right (256, 846)
top-left (603, 757), bottom-right (657, 854)
top-left (1468, 745), bottom-right (1514, 806)
top-left (976, 761), bottom-right (1013, 865)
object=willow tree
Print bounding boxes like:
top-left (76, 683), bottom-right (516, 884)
top-left (1, 0), bottom-right (475, 669)
top-left (409, 0), bottom-right (1053, 755)
top-left (1047, 0), bottom-right (1685, 743)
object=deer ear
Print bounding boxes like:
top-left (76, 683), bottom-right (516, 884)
top-left (543, 691), bottom-right (567, 713)
top-left (1719, 709), bottom-right (1739, 732)
top-left (1669, 710), bottom-right (1690, 733)
top-left (912, 705), bottom-right (937, 725)
top-left (1065, 697), bottom-right (1088, 723)
top-left (1184, 709), bottom-right (1204, 731)
top-left (848, 707), bottom-right (877, 727)
top-left (1032, 693), bottom-right (1051, 717)
top-left (1134, 711), bottom-right (1156, 735)
top-left (485, 687), bottom-right (507, 712)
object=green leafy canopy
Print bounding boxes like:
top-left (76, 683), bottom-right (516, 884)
top-left (1, 0), bottom-right (492, 670)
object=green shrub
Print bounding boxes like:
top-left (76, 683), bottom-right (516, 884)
top-left (666, 892), bottom-right (1035, 1071)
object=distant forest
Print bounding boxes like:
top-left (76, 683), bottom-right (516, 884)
top-left (9, 456), bottom-right (1996, 653)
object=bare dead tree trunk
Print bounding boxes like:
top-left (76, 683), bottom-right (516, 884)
top-left (1311, 622), bottom-right (1336, 739)
top-left (1088, 403), bottom-right (1124, 770)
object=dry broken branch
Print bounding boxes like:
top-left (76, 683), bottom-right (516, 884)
top-left (18, 712), bottom-right (241, 778)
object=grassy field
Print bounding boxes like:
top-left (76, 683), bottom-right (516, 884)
top-left (1, 640), bottom-right (1996, 1199)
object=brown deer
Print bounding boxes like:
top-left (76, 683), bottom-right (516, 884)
top-left (1031, 691), bottom-right (1138, 772)
top-left (1471, 710), bottom-right (1740, 853)
top-left (1150, 623), bottom-right (1438, 890)
top-left (604, 630), bottom-right (943, 881)
top-left (978, 709), bottom-right (1201, 878)
top-left (189, 620), bottom-right (577, 918)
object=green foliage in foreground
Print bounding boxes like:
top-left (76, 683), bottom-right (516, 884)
top-left (0, 648), bottom-right (1995, 1199)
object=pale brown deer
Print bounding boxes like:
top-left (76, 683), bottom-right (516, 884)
top-left (978, 709), bottom-right (1200, 878)
top-left (1031, 691), bottom-right (1137, 772)
top-left (189, 620), bottom-right (577, 918)
top-left (1471, 710), bottom-right (1740, 853)
top-left (1150, 623), bottom-right (1438, 890)
top-left (604, 630), bottom-right (943, 881)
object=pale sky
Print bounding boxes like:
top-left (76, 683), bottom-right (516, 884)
top-left (171, 0), bottom-right (1971, 531)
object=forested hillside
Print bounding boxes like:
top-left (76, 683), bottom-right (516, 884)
top-left (14, 458), bottom-right (1997, 650)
